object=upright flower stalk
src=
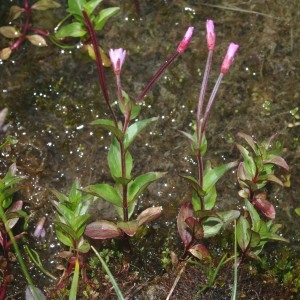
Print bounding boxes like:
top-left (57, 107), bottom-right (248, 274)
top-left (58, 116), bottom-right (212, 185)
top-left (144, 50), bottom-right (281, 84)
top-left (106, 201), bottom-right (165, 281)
top-left (196, 25), bottom-right (239, 189)
top-left (82, 10), bottom-right (118, 126)
top-left (135, 26), bottom-right (194, 103)
top-left (196, 20), bottom-right (216, 187)
top-left (196, 20), bottom-right (215, 139)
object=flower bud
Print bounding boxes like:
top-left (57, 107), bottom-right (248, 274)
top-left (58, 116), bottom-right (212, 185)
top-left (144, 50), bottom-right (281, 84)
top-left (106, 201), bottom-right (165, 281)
top-left (221, 43), bottom-right (239, 74)
top-left (33, 216), bottom-right (46, 239)
top-left (109, 48), bottom-right (126, 75)
top-left (206, 20), bottom-right (215, 50)
top-left (177, 26), bottom-right (194, 53)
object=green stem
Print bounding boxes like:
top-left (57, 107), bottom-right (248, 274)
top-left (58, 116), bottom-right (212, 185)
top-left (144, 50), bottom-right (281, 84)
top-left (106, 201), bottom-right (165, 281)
top-left (24, 245), bottom-right (57, 280)
top-left (120, 141), bottom-right (128, 222)
top-left (0, 206), bottom-right (40, 299)
top-left (231, 219), bottom-right (238, 300)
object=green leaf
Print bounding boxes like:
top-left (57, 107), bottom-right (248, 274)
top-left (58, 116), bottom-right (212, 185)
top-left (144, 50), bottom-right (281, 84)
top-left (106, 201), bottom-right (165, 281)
top-left (124, 117), bottom-right (158, 150)
top-left (69, 180), bottom-right (80, 203)
top-left (54, 203), bottom-right (75, 223)
top-left (71, 214), bottom-right (90, 232)
top-left (3, 165), bottom-right (23, 188)
top-left (295, 208), bottom-right (300, 216)
top-left (203, 184), bottom-right (217, 210)
top-left (67, 0), bottom-right (86, 17)
top-left (108, 137), bottom-right (132, 181)
top-left (74, 197), bottom-right (92, 216)
top-left (127, 172), bottom-right (166, 204)
top-left (55, 22), bottom-right (87, 38)
top-left (56, 228), bottom-right (74, 248)
top-left (180, 175), bottom-right (206, 198)
top-left (91, 119), bottom-right (123, 139)
top-left (117, 220), bottom-right (138, 236)
top-left (259, 232), bottom-right (289, 243)
top-left (77, 238), bottom-right (90, 253)
top-left (50, 189), bottom-right (69, 203)
top-left (84, 183), bottom-right (122, 207)
top-left (129, 101), bottom-right (141, 121)
top-left (94, 7), bottom-right (120, 30)
top-left (56, 221), bottom-right (78, 241)
top-left (236, 144), bottom-right (256, 180)
top-left (217, 210), bottom-right (240, 224)
top-left (236, 215), bottom-right (251, 252)
top-left (203, 217), bottom-right (223, 238)
top-left (114, 201), bottom-right (136, 220)
top-left (177, 130), bottom-right (197, 145)
top-left (245, 199), bottom-right (261, 232)
top-left (84, 0), bottom-right (103, 15)
top-left (248, 229), bottom-right (261, 247)
top-left (203, 161), bottom-right (238, 193)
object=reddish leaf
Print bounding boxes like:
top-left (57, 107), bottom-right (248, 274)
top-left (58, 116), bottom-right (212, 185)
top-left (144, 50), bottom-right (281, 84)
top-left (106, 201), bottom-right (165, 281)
top-left (177, 202), bottom-right (193, 248)
top-left (237, 132), bottom-right (259, 155)
top-left (85, 220), bottom-right (121, 239)
top-left (188, 244), bottom-right (211, 261)
top-left (253, 193), bottom-right (275, 219)
top-left (137, 206), bottom-right (162, 226)
top-left (263, 154), bottom-right (289, 171)
top-left (267, 174), bottom-right (284, 186)
top-left (185, 217), bottom-right (204, 239)
top-left (117, 221), bottom-right (138, 236)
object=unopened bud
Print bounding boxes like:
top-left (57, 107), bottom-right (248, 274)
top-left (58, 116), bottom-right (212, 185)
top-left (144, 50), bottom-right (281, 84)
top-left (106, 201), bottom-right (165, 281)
top-left (206, 20), bottom-right (215, 50)
top-left (177, 26), bottom-right (194, 53)
top-left (221, 43), bottom-right (239, 74)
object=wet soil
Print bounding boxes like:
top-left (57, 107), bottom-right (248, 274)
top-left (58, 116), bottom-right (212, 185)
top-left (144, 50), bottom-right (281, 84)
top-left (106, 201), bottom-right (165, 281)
top-left (0, 0), bottom-right (300, 299)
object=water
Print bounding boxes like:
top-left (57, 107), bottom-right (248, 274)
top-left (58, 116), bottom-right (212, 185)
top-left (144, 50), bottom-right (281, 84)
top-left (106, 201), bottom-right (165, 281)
top-left (0, 1), bottom-right (299, 298)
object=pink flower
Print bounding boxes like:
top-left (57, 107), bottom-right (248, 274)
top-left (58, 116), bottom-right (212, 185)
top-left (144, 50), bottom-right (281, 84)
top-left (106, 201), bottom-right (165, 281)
top-left (109, 48), bottom-right (126, 75)
top-left (206, 20), bottom-right (215, 50)
top-left (221, 43), bottom-right (239, 74)
top-left (177, 26), bottom-right (194, 53)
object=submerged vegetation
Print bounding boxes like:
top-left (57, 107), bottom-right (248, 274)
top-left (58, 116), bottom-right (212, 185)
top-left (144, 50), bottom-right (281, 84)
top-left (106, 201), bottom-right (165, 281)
top-left (0, 0), bottom-right (299, 299)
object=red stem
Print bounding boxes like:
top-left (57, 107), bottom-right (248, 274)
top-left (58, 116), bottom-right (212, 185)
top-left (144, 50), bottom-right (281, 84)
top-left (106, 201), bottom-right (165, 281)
top-left (82, 10), bottom-right (118, 127)
top-left (135, 51), bottom-right (179, 103)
